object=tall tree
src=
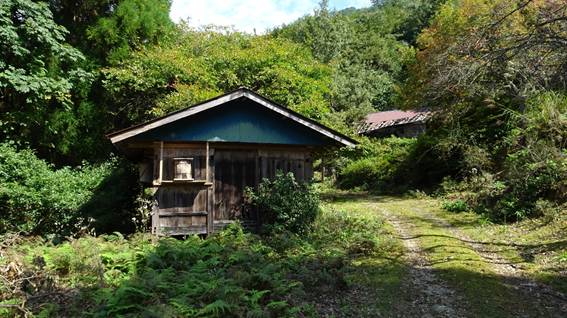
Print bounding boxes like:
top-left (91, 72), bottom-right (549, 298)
top-left (397, 0), bottom-right (567, 216)
top-left (272, 1), bottom-right (406, 123)
top-left (401, 0), bottom-right (567, 111)
top-left (102, 24), bottom-right (333, 126)
top-left (48, 0), bottom-right (174, 65)
top-left (0, 0), bottom-right (92, 159)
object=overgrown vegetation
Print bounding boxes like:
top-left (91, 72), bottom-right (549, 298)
top-left (0, 143), bottom-right (140, 236)
top-left (247, 171), bottom-right (320, 235)
top-left (0, 203), bottom-right (401, 317)
top-left (408, 5), bottom-right (567, 219)
top-left (337, 136), bottom-right (416, 193)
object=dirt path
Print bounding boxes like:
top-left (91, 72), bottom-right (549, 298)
top-left (369, 201), bottom-right (471, 318)
top-left (368, 198), bottom-right (567, 318)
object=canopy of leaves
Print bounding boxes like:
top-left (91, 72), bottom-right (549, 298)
top-left (102, 24), bottom-right (332, 125)
top-left (271, 1), bottom-right (411, 122)
top-left (0, 0), bottom-right (92, 153)
top-left (402, 0), bottom-right (567, 111)
top-left (396, 0), bottom-right (567, 220)
top-left (48, 0), bottom-right (175, 65)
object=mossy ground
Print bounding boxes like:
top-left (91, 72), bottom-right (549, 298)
top-left (323, 191), bottom-right (567, 317)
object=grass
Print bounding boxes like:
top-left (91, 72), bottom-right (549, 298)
top-left (324, 192), bottom-right (567, 317)
top-left (319, 192), bottom-right (406, 316)
top-left (0, 194), bottom-right (406, 318)
top-left (436, 203), bottom-right (567, 294)
top-left (2, 191), bottom-right (565, 317)
top-left (386, 199), bottom-right (523, 317)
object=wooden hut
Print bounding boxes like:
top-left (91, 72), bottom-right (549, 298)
top-left (107, 88), bottom-right (356, 236)
top-left (356, 108), bottom-right (432, 138)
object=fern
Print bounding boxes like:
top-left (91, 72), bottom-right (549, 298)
top-left (250, 289), bottom-right (271, 304)
top-left (266, 300), bottom-right (288, 309)
top-left (246, 308), bottom-right (266, 318)
top-left (196, 299), bottom-right (235, 317)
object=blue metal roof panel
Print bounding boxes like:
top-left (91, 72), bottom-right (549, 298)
top-left (136, 99), bottom-right (337, 146)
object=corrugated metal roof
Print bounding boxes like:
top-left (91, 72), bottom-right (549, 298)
top-left (356, 107), bottom-right (432, 134)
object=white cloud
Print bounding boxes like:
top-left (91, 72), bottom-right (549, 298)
top-left (170, 0), bottom-right (372, 34)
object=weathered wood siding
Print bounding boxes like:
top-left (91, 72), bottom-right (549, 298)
top-left (151, 143), bottom-right (314, 235)
top-left (151, 145), bottom-right (213, 235)
top-left (213, 149), bottom-right (256, 225)
top-left (259, 149), bottom-right (313, 181)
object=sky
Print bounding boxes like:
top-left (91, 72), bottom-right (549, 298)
top-left (169, 0), bottom-right (372, 34)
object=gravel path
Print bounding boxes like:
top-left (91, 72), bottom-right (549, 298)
top-left (413, 207), bottom-right (567, 317)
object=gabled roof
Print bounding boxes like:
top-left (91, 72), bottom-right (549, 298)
top-left (107, 88), bottom-right (356, 148)
top-left (356, 107), bottom-right (432, 135)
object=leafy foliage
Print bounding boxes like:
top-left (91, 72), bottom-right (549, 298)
top-left (0, 205), bottom-right (398, 317)
top-left (247, 171), bottom-right (320, 235)
top-left (48, 0), bottom-right (174, 65)
top-left (0, 143), bottom-right (139, 235)
top-left (271, 1), bottom-right (407, 122)
top-left (102, 24), bottom-right (332, 125)
top-left (397, 0), bottom-right (567, 221)
top-left (442, 200), bottom-right (470, 213)
top-left (338, 136), bottom-right (417, 193)
top-left (0, 0), bottom-right (93, 155)
top-left (84, 0), bottom-right (174, 63)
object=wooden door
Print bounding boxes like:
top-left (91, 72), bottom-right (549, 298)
top-left (213, 149), bottom-right (257, 230)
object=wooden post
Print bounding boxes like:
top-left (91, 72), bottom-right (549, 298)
top-left (206, 141), bottom-right (210, 182)
top-left (158, 141), bottom-right (164, 184)
top-left (206, 142), bottom-right (213, 234)
top-left (254, 149), bottom-right (260, 230)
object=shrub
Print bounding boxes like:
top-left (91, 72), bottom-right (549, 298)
top-left (429, 91), bottom-right (567, 222)
top-left (0, 143), bottom-right (139, 235)
top-left (247, 171), bottom-right (320, 235)
top-left (442, 200), bottom-right (470, 213)
top-left (338, 136), bottom-right (416, 193)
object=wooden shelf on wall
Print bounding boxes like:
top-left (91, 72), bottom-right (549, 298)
top-left (158, 180), bottom-right (212, 186)
top-left (159, 211), bottom-right (207, 217)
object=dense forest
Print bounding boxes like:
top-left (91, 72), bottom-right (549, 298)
top-left (2, 0), bottom-right (567, 233)
top-left (1, 0), bottom-right (567, 316)
top-left (1, 0), bottom-right (566, 233)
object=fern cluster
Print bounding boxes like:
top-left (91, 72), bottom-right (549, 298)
top-left (1, 207), bottom-right (396, 317)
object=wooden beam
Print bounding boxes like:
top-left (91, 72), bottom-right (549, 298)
top-left (158, 141), bottom-right (164, 184)
top-left (206, 142), bottom-right (210, 183)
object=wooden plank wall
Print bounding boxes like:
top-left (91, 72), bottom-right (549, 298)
top-left (152, 145), bottom-right (212, 235)
top-left (259, 149), bottom-right (313, 181)
top-left (152, 143), bottom-right (314, 235)
top-left (213, 149), bottom-right (256, 222)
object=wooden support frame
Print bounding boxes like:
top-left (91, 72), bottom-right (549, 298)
top-left (158, 141), bottom-right (164, 185)
top-left (206, 142), bottom-right (214, 234)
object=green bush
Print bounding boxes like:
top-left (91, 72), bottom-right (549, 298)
top-left (442, 200), bottom-right (470, 213)
top-left (338, 136), bottom-right (416, 193)
top-left (247, 171), bottom-right (320, 235)
top-left (0, 143), bottom-right (139, 235)
top-left (426, 91), bottom-right (567, 222)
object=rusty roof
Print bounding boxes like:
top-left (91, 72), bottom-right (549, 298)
top-left (356, 107), bottom-right (432, 134)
